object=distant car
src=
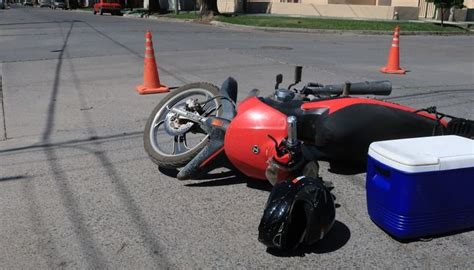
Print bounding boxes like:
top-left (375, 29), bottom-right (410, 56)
top-left (40, 0), bottom-right (52, 8)
top-left (23, 0), bottom-right (34, 6)
top-left (93, 0), bottom-right (122, 16)
top-left (52, 0), bottom-right (65, 9)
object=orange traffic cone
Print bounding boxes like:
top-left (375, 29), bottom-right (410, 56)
top-left (380, 26), bottom-right (406, 75)
top-left (136, 31), bottom-right (169, 94)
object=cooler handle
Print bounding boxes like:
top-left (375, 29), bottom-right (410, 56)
top-left (372, 164), bottom-right (391, 191)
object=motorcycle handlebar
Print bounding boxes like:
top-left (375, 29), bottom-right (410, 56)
top-left (305, 80), bottom-right (392, 96)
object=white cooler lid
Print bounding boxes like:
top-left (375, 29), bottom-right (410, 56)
top-left (368, 135), bottom-right (474, 173)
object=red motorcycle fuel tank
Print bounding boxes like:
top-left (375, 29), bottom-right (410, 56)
top-left (224, 97), bottom-right (288, 180)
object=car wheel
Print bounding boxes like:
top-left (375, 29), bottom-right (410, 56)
top-left (93, 10), bottom-right (96, 14)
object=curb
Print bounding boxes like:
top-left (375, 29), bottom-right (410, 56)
top-left (122, 13), bottom-right (196, 23)
top-left (69, 8), bottom-right (472, 36)
top-left (73, 9), bottom-right (91, 13)
top-left (210, 20), bottom-right (472, 36)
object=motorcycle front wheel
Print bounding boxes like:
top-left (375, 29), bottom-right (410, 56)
top-left (144, 82), bottom-right (222, 169)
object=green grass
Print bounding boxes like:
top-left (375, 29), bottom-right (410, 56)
top-left (164, 12), bottom-right (201, 20)
top-left (215, 15), bottom-right (464, 32)
top-left (161, 13), bottom-right (465, 32)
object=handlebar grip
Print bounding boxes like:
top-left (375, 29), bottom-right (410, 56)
top-left (316, 80), bottom-right (392, 96)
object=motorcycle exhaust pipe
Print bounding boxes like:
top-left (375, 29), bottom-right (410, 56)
top-left (287, 116), bottom-right (298, 147)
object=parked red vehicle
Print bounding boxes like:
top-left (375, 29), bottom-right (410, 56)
top-left (92, 0), bottom-right (122, 15)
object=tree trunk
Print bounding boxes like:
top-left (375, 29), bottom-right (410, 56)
top-left (200, 0), bottom-right (218, 16)
top-left (65, 0), bottom-right (78, 9)
top-left (440, 6), bottom-right (444, 27)
top-left (149, 0), bottom-right (161, 12)
top-left (71, 0), bottom-right (78, 9)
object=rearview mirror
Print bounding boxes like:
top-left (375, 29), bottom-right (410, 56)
top-left (275, 74), bottom-right (283, 89)
top-left (294, 66), bottom-right (302, 83)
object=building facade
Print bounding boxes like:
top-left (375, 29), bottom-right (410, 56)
top-left (245, 0), bottom-right (474, 21)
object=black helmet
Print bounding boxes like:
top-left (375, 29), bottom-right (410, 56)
top-left (258, 176), bottom-right (336, 250)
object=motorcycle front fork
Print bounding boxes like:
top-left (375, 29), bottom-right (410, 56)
top-left (265, 116), bottom-right (320, 185)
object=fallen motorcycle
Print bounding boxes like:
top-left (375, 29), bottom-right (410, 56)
top-left (142, 66), bottom-right (473, 250)
top-left (143, 66), bottom-right (472, 183)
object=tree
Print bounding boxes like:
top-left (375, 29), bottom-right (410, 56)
top-left (148, 0), bottom-right (162, 12)
top-left (65, 0), bottom-right (78, 9)
top-left (426, 0), bottom-right (464, 25)
top-left (200, 0), bottom-right (219, 17)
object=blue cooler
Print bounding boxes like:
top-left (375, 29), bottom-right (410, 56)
top-left (366, 135), bottom-right (474, 239)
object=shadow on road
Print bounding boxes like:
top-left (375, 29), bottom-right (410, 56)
top-left (266, 220), bottom-right (351, 257)
top-left (158, 154), bottom-right (274, 192)
top-left (0, 131), bottom-right (143, 155)
top-left (0, 175), bottom-right (29, 182)
top-left (81, 20), bottom-right (189, 84)
top-left (0, 20), bottom-right (82, 26)
top-left (386, 88), bottom-right (474, 102)
top-left (391, 226), bottom-right (474, 244)
top-left (170, 156), bottom-right (351, 256)
top-left (15, 15), bottom-right (171, 268)
top-left (71, 145), bottom-right (172, 268)
top-left (36, 20), bottom-right (108, 269)
top-left (62, 34), bottom-right (172, 267)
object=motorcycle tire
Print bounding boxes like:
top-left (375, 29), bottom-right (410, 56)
top-left (143, 82), bottom-right (222, 169)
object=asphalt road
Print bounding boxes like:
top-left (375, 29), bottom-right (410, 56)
top-left (1, 6), bottom-right (473, 269)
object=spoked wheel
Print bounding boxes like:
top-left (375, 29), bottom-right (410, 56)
top-left (144, 82), bottom-right (222, 169)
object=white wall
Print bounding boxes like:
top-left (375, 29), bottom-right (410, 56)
top-left (390, 0), bottom-right (418, 7)
top-left (218, 0), bottom-right (242, 13)
top-left (465, 0), bottom-right (474, 8)
top-left (269, 3), bottom-right (411, 19)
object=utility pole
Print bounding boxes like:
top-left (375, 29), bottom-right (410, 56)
top-left (175, 0), bottom-right (179, 14)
